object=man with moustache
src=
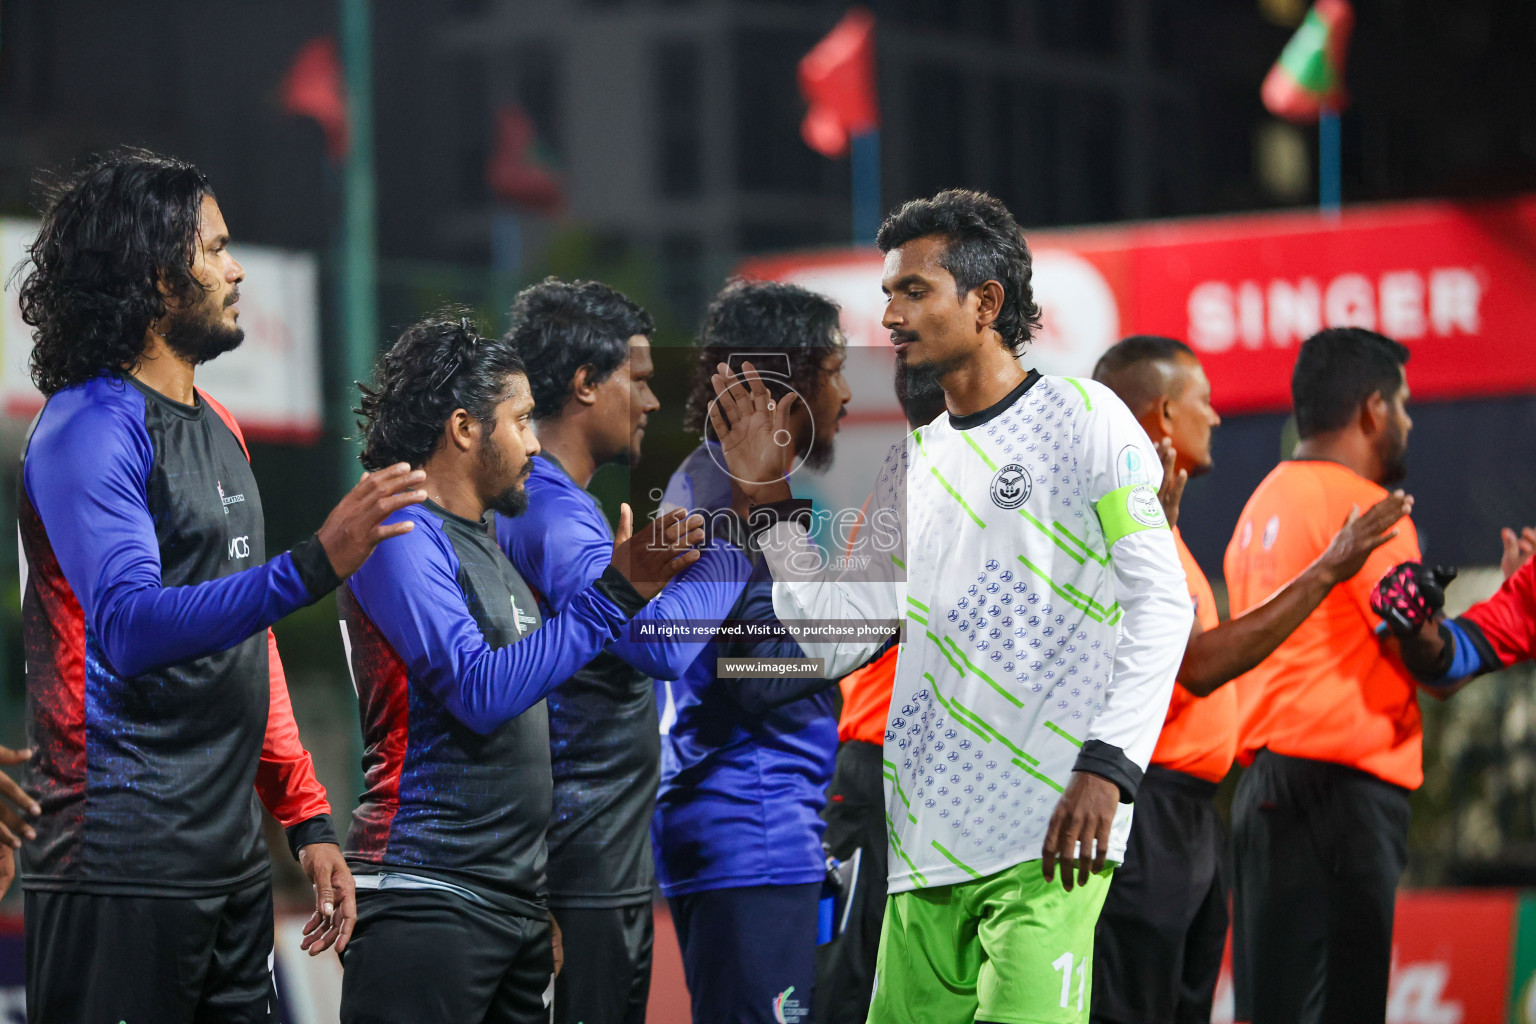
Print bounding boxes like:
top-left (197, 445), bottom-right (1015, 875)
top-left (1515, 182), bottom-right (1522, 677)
top-left (15, 150), bottom-right (424, 1022)
top-left (1223, 327), bottom-right (1423, 1023)
top-left (652, 278), bottom-right (850, 1024)
top-left (1089, 335), bottom-right (1409, 1024)
top-left (495, 279), bottom-right (747, 1024)
top-left (709, 191), bottom-right (1192, 1024)
top-left (336, 314), bottom-right (707, 1024)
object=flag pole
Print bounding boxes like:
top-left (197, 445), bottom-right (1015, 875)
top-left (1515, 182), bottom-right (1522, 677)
top-left (338, 0), bottom-right (378, 489)
top-left (851, 129), bottom-right (880, 246)
top-left (1319, 106), bottom-right (1341, 218)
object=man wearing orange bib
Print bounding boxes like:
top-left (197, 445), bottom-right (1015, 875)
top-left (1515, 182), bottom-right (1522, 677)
top-left (1090, 336), bottom-right (1407, 1024)
top-left (1224, 327), bottom-right (1422, 1023)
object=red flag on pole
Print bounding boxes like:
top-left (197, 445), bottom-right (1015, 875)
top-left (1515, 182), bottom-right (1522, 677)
top-left (1261, 0), bottom-right (1355, 123)
top-left (486, 104), bottom-right (565, 215)
top-left (281, 37), bottom-right (349, 161)
top-left (798, 7), bottom-right (879, 159)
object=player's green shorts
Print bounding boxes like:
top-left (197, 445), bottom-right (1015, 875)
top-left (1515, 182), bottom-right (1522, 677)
top-left (867, 859), bottom-right (1114, 1024)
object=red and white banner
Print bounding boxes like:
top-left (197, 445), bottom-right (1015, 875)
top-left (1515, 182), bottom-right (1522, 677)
top-left (742, 195), bottom-right (1536, 414)
top-left (0, 218), bottom-right (324, 443)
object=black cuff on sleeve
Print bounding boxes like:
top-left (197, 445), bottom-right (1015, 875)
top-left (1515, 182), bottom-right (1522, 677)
top-left (746, 499), bottom-right (815, 542)
top-left (1453, 615), bottom-right (1504, 675)
top-left (1073, 740), bottom-right (1143, 804)
top-left (1421, 621), bottom-right (1457, 681)
top-left (594, 565), bottom-right (648, 617)
top-left (285, 813), bottom-right (339, 861)
top-left (289, 534), bottom-right (343, 603)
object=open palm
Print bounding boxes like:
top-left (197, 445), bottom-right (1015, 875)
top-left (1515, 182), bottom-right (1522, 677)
top-left (708, 360), bottom-right (799, 497)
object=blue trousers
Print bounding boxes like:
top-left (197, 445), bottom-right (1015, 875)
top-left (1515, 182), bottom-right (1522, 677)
top-left (670, 882), bottom-right (821, 1024)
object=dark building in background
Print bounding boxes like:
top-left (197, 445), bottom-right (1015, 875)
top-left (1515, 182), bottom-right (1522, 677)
top-left (4, 0), bottom-right (1533, 327)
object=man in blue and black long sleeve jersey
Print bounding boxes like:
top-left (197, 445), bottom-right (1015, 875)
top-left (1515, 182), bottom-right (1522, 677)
top-left (337, 314), bottom-right (706, 1024)
top-left (15, 151), bottom-right (426, 1024)
top-left (496, 279), bottom-right (748, 1024)
top-left (653, 280), bottom-right (853, 1024)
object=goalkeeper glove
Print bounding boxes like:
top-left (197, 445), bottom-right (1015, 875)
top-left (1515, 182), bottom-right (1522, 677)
top-left (1371, 561), bottom-right (1458, 636)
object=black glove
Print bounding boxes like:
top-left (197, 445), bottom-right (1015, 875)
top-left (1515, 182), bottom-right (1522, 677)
top-left (1370, 561), bottom-right (1458, 635)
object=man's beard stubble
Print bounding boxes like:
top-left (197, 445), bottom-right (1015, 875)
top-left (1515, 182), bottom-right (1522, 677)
top-left (162, 297), bottom-right (244, 367)
top-left (480, 435), bottom-right (532, 518)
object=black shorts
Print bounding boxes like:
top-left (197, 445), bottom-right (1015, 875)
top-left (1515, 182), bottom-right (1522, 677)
top-left (551, 902), bottom-right (653, 1024)
top-left (340, 888), bottom-right (554, 1024)
top-left (814, 739), bottom-right (888, 1024)
top-left (1231, 749), bottom-right (1410, 1024)
top-left (1091, 765), bottom-right (1228, 1024)
top-left (25, 879), bottom-right (276, 1024)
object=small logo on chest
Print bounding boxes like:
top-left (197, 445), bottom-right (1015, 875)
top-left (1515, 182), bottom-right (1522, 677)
top-left (508, 594), bottom-right (538, 635)
top-left (217, 480), bottom-right (245, 515)
top-left (990, 463), bottom-right (1032, 510)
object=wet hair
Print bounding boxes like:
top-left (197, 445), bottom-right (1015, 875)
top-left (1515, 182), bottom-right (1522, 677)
top-left (875, 189), bottom-right (1042, 355)
top-left (1092, 335), bottom-right (1197, 417)
top-left (357, 310), bottom-right (527, 470)
top-left (504, 277), bottom-right (653, 420)
top-left (683, 278), bottom-right (844, 437)
top-left (1291, 327), bottom-right (1410, 439)
top-left (17, 149), bottom-right (214, 395)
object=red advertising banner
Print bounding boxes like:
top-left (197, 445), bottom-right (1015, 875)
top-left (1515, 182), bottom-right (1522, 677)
top-left (742, 195), bottom-right (1536, 415)
top-left (1206, 890), bottom-right (1516, 1024)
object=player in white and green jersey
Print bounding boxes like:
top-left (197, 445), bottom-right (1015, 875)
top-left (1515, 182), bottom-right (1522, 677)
top-left (705, 190), bottom-right (1192, 1024)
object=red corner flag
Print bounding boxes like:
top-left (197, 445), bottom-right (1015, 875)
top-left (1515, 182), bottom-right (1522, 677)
top-left (798, 8), bottom-right (878, 159)
top-left (486, 104), bottom-right (565, 215)
top-left (1261, 0), bottom-right (1355, 123)
top-left (281, 37), bottom-right (349, 161)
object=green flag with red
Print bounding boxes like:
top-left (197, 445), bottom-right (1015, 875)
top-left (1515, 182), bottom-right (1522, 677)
top-left (1261, 0), bottom-right (1355, 124)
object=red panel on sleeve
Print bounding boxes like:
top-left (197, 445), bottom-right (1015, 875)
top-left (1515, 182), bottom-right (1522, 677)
top-left (253, 631), bottom-right (333, 828)
top-left (1461, 556), bottom-right (1536, 668)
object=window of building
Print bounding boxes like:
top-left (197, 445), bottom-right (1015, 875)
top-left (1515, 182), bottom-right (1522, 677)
top-left (654, 40), bottom-right (703, 199)
top-left (734, 28), bottom-right (827, 192)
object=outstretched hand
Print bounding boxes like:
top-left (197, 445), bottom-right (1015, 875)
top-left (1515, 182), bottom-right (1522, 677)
top-left (1501, 527), bottom-right (1536, 581)
top-left (317, 464), bottom-right (428, 578)
top-left (707, 361), bottom-right (796, 504)
top-left (611, 504), bottom-right (706, 601)
top-left (1315, 491), bottom-right (1413, 587)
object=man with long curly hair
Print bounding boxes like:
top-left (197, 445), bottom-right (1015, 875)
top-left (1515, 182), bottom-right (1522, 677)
top-left (337, 313), bottom-right (706, 1023)
top-left (15, 150), bottom-right (427, 1023)
top-left (652, 278), bottom-right (850, 1024)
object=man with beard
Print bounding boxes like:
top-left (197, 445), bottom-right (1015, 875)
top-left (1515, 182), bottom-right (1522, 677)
top-left (15, 150), bottom-right (424, 1022)
top-left (707, 191), bottom-right (1192, 1024)
top-left (1222, 327), bottom-right (1421, 1023)
top-left (1089, 335), bottom-right (1409, 1024)
top-left (652, 279), bottom-right (850, 1024)
top-left (494, 279), bottom-right (747, 1024)
top-left (337, 314), bottom-right (706, 1024)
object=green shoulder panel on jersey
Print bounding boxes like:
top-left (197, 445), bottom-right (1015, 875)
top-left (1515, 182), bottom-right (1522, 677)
top-left (1062, 376), bottom-right (1094, 410)
top-left (1094, 482), bottom-right (1169, 546)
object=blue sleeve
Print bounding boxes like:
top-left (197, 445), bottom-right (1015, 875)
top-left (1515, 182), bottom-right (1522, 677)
top-left (616, 542), bottom-right (751, 679)
top-left (499, 476), bottom-right (610, 613)
top-left (720, 576), bottom-right (836, 715)
top-left (353, 514), bottom-right (643, 735)
top-left (1438, 618), bottom-right (1499, 683)
top-left (25, 395), bottom-right (327, 679)
top-left (499, 487), bottom-right (750, 681)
